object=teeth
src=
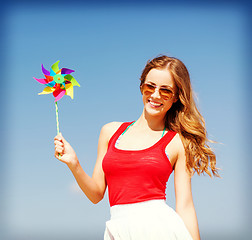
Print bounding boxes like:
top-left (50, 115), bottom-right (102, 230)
top-left (149, 101), bottom-right (162, 106)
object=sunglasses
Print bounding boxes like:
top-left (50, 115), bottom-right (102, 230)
top-left (141, 83), bottom-right (175, 100)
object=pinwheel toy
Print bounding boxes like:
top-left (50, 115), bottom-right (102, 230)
top-left (34, 61), bottom-right (80, 135)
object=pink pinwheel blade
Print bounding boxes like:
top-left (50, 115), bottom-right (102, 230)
top-left (41, 64), bottom-right (50, 76)
top-left (61, 68), bottom-right (75, 74)
top-left (53, 89), bottom-right (66, 102)
top-left (33, 77), bottom-right (48, 85)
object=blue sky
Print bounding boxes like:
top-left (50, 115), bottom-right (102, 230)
top-left (1, 2), bottom-right (250, 239)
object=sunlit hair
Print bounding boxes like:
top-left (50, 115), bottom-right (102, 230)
top-left (140, 55), bottom-right (219, 177)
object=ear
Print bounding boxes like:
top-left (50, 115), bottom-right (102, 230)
top-left (173, 95), bottom-right (179, 103)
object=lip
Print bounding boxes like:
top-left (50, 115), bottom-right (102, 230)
top-left (148, 100), bottom-right (163, 108)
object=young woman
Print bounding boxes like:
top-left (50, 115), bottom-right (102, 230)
top-left (54, 55), bottom-right (219, 240)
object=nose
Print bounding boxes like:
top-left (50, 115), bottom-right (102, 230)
top-left (151, 88), bottom-right (161, 98)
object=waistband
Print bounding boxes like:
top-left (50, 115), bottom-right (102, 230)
top-left (110, 199), bottom-right (168, 219)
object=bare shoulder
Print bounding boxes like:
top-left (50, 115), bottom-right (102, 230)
top-left (172, 133), bottom-right (185, 151)
top-left (167, 133), bottom-right (185, 151)
top-left (100, 121), bottom-right (124, 141)
top-left (166, 133), bottom-right (186, 167)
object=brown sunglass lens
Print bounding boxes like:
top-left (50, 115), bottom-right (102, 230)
top-left (159, 89), bottom-right (173, 99)
top-left (142, 84), bottom-right (155, 94)
top-left (142, 84), bottom-right (173, 99)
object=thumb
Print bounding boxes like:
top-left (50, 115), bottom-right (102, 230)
top-left (59, 132), bottom-right (67, 143)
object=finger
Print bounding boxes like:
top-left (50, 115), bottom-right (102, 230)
top-left (55, 132), bottom-right (64, 140)
top-left (54, 135), bottom-right (62, 142)
top-left (55, 146), bottom-right (64, 154)
top-left (55, 143), bottom-right (64, 151)
top-left (55, 152), bottom-right (62, 160)
top-left (59, 133), bottom-right (67, 144)
top-left (54, 140), bottom-right (64, 147)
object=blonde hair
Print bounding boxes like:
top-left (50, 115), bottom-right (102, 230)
top-left (140, 55), bottom-right (219, 177)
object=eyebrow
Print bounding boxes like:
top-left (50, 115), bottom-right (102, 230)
top-left (145, 81), bottom-right (173, 89)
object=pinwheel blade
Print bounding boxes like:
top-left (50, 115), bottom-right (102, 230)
top-left (61, 68), bottom-right (75, 75)
top-left (51, 61), bottom-right (60, 74)
top-left (64, 75), bottom-right (80, 87)
top-left (45, 75), bottom-right (54, 82)
top-left (35, 61), bottom-right (79, 102)
top-left (50, 68), bottom-right (56, 76)
top-left (33, 77), bottom-right (48, 85)
top-left (65, 83), bottom-right (74, 99)
top-left (46, 81), bottom-right (56, 87)
top-left (53, 88), bottom-right (66, 102)
top-left (38, 86), bottom-right (54, 95)
top-left (41, 64), bottom-right (50, 76)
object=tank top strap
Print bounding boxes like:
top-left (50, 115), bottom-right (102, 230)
top-left (108, 122), bottom-right (134, 148)
top-left (159, 130), bottom-right (177, 150)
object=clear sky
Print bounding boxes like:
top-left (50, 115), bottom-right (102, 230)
top-left (1, 2), bottom-right (250, 240)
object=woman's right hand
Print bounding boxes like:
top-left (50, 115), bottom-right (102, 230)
top-left (54, 133), bottom-right (79, 169)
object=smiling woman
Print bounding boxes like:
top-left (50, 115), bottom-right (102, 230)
top-left (139, 55), bottom-right (219, 177)
top-left (54, 55), bottom-right (219, 240)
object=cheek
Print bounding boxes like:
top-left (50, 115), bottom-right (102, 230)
top-left (163, 97), bottom-right (178, 112)
top-left (164, 102), bottom-right (174, 111)
top-left (142, 94), bottom-right (148, 103)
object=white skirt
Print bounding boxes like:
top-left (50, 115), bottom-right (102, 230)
top-left (104, 200), bottom-right (193, 240)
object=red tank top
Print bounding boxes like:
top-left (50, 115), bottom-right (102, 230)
top-left (102, 122), bottom-right (177, 207)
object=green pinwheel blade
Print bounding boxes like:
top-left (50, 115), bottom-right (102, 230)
top-left (64, 74), bottom-right (80, 87)
top-left (51, 60), bottom-right (60, 73)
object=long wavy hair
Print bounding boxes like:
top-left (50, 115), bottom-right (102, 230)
top-left (140, 55), bottom-right (219, 177)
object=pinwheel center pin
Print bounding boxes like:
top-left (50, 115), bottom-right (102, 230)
top-left (54, 74), bottom-right (64, 84)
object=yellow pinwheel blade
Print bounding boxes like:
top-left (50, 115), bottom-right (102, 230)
top-left (65, 83), bottom-right (74, 99)
top-left (64, 75), bottom-right (80, 87)
top-left (38, 86), bottom-right (54, 95)
top-left (51, 61), bottom-right (60, 74)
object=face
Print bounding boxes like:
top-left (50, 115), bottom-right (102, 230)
top-left (141, 68), bottom-right (177, 118)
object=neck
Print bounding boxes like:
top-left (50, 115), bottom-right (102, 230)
top-left (136, 109), bottom-right (166, 131)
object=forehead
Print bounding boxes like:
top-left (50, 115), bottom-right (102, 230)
top-left (145, 68), bottom-right (175, 87)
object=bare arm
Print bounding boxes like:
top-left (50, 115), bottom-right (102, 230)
top-left (174, 135), bottom-right (201, 240)
top-left (54, 122), bottom-right (121, 204)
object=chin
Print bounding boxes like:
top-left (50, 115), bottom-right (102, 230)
top-left (145, 106), bottom-right (166, 118)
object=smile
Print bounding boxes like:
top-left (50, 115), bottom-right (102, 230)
top-left (148, 100), bottom-right (163, 108)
